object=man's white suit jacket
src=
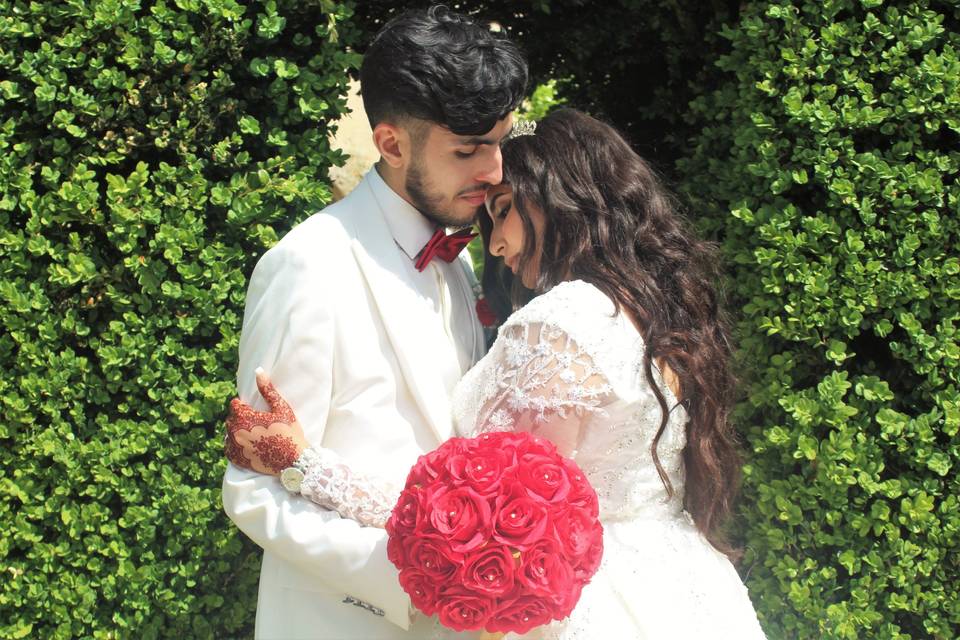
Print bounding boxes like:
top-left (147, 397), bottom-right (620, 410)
top-left (222, 168), bottom-right (486, 639)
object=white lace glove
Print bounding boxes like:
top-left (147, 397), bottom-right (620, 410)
top-left (296, 446), bottom-right (398, 528)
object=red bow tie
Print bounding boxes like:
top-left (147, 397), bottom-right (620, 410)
top-left (414, 228), bottom-right (477, 272)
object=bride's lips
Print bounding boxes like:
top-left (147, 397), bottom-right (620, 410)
top-left (504, 256), bottom-right (517, 273)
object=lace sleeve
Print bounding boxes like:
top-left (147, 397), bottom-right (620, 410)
top-left (296, 447), bottom-right (398, 528)
top-left (472, 321), bottom-right (613, 457)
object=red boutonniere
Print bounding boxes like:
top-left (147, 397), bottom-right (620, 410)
top-left (475, 296), bottom-right (497, 327)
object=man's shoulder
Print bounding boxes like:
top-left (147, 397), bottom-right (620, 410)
top-left (259, 188), bottom-right (372, 268)
top-left (284, 197), bottom-right (361, 247)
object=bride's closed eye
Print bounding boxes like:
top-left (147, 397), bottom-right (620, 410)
top-left (486, 191), bottom-right (512, 220)
top-left (485, 185), bottom-right (516, 230)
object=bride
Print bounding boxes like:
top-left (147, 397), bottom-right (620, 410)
top-left (225, 108), bottom-right (767, 638)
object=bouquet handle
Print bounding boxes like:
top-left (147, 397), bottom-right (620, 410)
top-left (480, 633), bottom-right (505, 640)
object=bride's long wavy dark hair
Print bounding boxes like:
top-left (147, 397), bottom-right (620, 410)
top-left (479, 108), bottom-right (742, 556)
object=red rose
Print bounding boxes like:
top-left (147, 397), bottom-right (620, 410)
top-left (475, 297), bottom-right (498, 327)
top-left (518, 453), bottom-right (571, 503)
top-left (476, 430), bottom-right (521, 451)
top-left (558, 580), bottom-right (584, 614)
top-left (487, 594), bottom-right (554, 635)
top-left (459, 545), bottom-right (517, 597)
top-left (436, 587), bottom-right (495, 631)
top-left (399, 569), bottom-right (440, 616)
top-left (447, 449), bottom-right (509, 496)
top-left (518, 433), bottom-right (557, 456)
top-left (517, 538), bottom-right (575, 604)
top-left (416, 438), bottom-right (481, 485)
top-left (403, 536), bottom-right (459, 581)
top-left (552, 506), bottom-right (598, 561)
top-left (388, 486), bottom-right (427, 537)
top-left (560, 458), bottom-right (600, 517)
top-left (574, 525), bottom-right (604, 582)
top-left (444, 436), bottom-right (480, 455)
top-left (428, 486), bottom-right (493, 553)
top-left (493, 482), bottom-right (549, 550)
top-left (498, 432), bottom-right (558, 464)
top-left (387, 530), bottom-right (406, 567)
top-left (413, 447), bottom-right (452, 485)
top-left (489, 430), bottom-right (531, 451)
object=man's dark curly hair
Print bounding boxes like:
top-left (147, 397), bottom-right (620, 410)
top-left (360, 5), bottom-right (528, 136)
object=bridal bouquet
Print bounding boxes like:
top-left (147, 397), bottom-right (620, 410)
top-left (385, 431), bottom-right (603, 635)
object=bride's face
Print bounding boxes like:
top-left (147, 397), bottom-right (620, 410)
top-left (484, 183), bottom-right (544, 289)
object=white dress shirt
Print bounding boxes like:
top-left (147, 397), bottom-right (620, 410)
top-left (367, 166), bottom-right (479, 378)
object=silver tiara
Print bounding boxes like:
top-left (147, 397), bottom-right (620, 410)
top-left (506, 119), bottom-right (537, 141)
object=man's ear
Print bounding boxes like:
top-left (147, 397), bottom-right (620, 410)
top-left (372, 122), bottom-right (408, 169)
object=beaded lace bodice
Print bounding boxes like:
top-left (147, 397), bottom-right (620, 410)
top-left (297, 280), bottom-right (688, 528)
top-left (451, 280), bottom-right (688, 523)
top-left (292, 280), bottom-right (766, 639)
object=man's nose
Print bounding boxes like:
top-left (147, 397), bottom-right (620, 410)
top-left (475, 146), bottom-right (503, 185)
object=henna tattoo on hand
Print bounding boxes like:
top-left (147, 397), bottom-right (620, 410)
top-left (225, 430), bottom-right (252, 468)
top-left (225, 398), bottom-right (258, 469)
top-left (224, 375), bottom-right (302, 473)
top-left (258, 378), bottom-right (296, 423)
top-left (253, 434), bottom-right (301, 473)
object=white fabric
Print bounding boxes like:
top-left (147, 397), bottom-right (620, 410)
top-left (292, 279), bottom-right (766, 639)
top-left (374, 170), bottom-right (478, 376)
top-left (452, 280), bottom-right (766, 639)
top-left (221, 167), bottom-right (485, 639)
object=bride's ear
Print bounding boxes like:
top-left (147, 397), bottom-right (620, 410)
top-left (372, 122), bottom-right (408, 169)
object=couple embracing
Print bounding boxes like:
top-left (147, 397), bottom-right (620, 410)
top-left (222, 6), bottom-right (766, 639)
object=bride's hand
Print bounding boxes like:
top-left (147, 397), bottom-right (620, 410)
top-left (224, 368), bottom-right (309, 476)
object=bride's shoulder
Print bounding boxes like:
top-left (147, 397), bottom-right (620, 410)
top-left (501, 280), bottom-right (618, 336)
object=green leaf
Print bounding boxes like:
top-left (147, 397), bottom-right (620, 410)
top-left (239, 115), bottom-right (261, 135)
top-left (274, 59), bottom-right (300, 79)
top-left (34, 83), bottom-right (57, 102)
top-left (249, 57), bottom-right (271, 77)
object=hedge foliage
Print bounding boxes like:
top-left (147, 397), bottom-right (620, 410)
top-left (0, 0), bottom-right (359, 637)
top-left (3, 0), bottom-right (958, 638)
top-left (362, 1), bottom-right (959, 637)
top-left (353, 0), bottom-right (737, 170)
top-left (679, 1), bottom-right (960, 637)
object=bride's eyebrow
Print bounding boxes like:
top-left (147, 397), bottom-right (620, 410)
top-left (488, 192), bottom-right (508, 211)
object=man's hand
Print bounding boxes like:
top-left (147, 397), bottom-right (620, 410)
top-left (225, 368), bottom-right (309, 475)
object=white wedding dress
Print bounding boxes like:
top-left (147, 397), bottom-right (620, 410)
top-left (295, 280), bottom-right (766, 639)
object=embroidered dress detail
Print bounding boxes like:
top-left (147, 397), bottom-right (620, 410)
top-left (288, 279), bottom-right (765, 638)
top-left (298, 446), bottom-right (397, 528)
top-left (451, 280), bottom-right (766, 639)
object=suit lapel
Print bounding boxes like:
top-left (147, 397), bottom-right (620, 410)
top-left (347, 179), bottom-right (455, 443)
top-left (450, 256), bottom-right (487, 366)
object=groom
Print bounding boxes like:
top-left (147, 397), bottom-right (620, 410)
top-left (222, 6), bottom-right (527, 639)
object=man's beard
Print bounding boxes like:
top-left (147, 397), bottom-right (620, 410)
top-left (406, 159), bottom-right (478, 229)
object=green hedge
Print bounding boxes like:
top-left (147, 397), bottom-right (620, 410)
top-left (4, 0), bottom-right (958, 637)
top-left (353, 0), bottom-right (735, 171)
top-left (679, 1), bottom-right (959, 637)
top-left (362, 1), bottom-right (959, 637)
top-left (359, 2), bottom-right (959, 636)
top-left (0, 0), bottom-right (359, 637)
